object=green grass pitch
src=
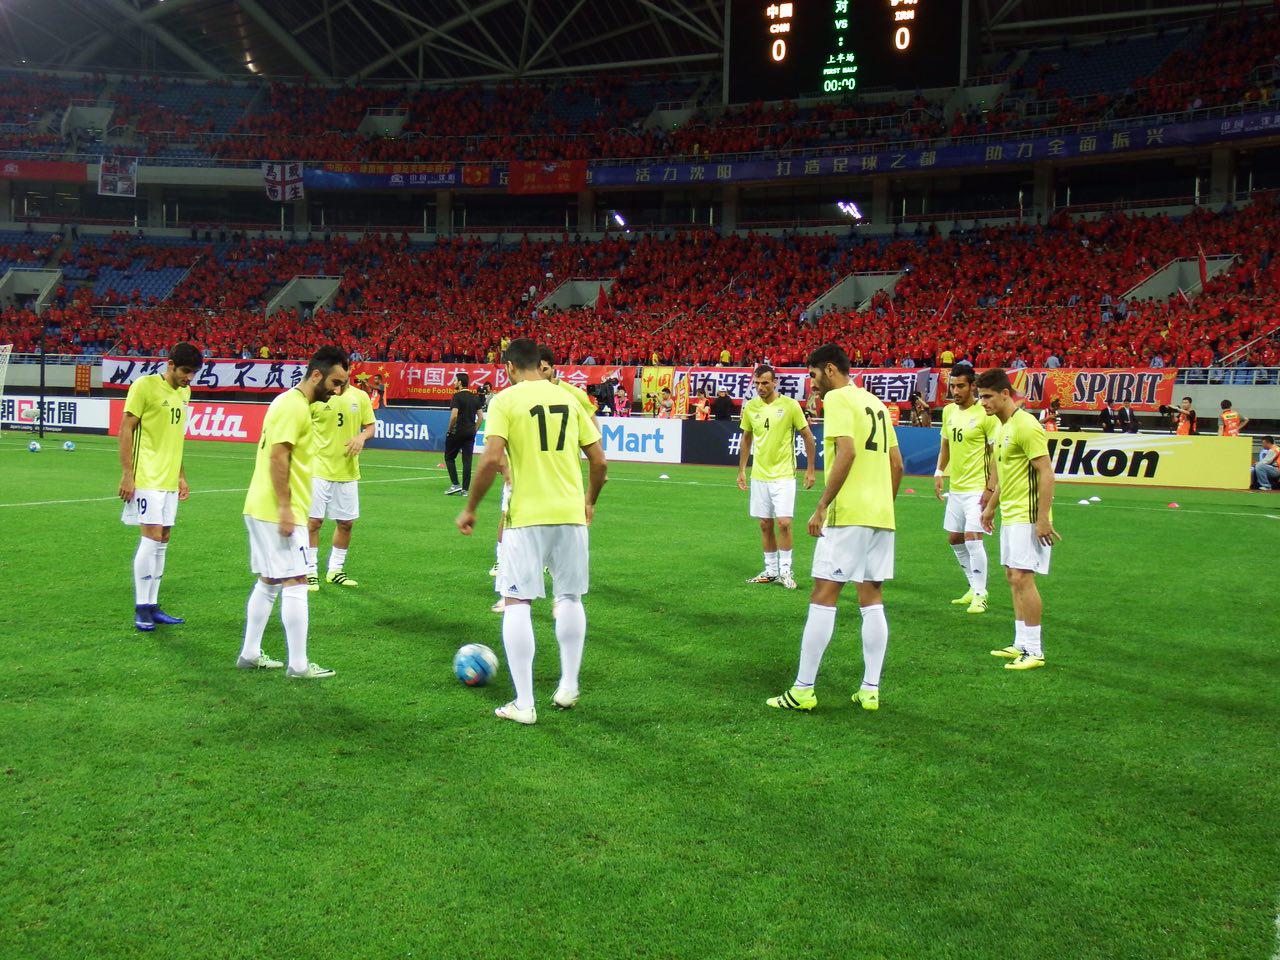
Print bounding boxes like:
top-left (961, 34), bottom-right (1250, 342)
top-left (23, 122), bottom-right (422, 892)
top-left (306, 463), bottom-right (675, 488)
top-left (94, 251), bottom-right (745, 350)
top-left (1, 435), bottom-right (1278, 960)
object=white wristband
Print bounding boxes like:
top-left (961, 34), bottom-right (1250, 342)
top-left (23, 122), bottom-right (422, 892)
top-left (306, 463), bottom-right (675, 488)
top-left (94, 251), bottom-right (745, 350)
top-left (934, 469), bottom-right (944, 478)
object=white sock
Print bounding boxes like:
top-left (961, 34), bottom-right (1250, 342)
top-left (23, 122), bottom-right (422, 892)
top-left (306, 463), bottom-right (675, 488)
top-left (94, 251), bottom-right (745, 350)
top-left (239, 581), bottom-right (280, 661)
top-left (328, 546), bottom-right (348, 574)
top-left (965, 539), bottom-right (988, 594)
top-left (764, 551), bottom-right (779, 576)
top-left (779, 549), bottom-right (793, 575)
top-left (794, 603), bottom-right (836, 687)
top-left (554, 594), bottom-right (586, 696)
top-left (133, 537), bottom-right (160, 606)
top-left (495, 540), bottom-right (503, 562)
top-left (280, 584), bottom-right (310, 672)
top-left (1014, 619), bottom-right (1027, 652)
top-left (951, 543), bottom-right (973, 589)
top-left (304, 546), bottom-right (318, 578)
top-left (149, 540), bottom-right (168, 605)
top-left (1023, 623), bottom-right (1043, 658)
top-left (502, 603), bottom-right (536, 710)
top-left (860, 603), bottom-right (889, 689)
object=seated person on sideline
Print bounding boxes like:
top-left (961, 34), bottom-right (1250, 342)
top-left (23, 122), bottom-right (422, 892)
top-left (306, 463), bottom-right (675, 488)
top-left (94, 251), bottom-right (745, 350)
top-left (1252, 436), bottom-right (1279, 491)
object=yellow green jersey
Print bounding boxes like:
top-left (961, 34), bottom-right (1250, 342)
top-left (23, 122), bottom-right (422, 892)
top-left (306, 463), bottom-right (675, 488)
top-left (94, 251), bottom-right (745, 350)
top-left (311, 386), bottom-right (376, 482)
top-left (941, 401), bottom-right (998, 494)
top-left (822, 385), bottom-right (898, 530)
top-left (995, 408), bottom-right (1052, 524)
top-left (243, 388), bottom-right (316, 522)
top-left (555, 379), bottom-right (597, 418)
top-left (484, 378), bottom-right (602, 528)
top-left (740, 395), bottom-right (808, 482)
top-left (123, 374), bottom-right (190, 491)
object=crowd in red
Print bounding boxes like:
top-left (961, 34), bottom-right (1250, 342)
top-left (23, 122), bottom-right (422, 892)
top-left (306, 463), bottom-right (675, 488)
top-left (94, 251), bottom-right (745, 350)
top-left (4, 202), bottom-right (1278, 370)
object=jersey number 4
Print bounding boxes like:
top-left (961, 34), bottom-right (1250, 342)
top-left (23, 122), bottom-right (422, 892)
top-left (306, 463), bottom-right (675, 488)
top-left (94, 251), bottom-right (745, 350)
top-left (529, 404), bottom-right (570, 451)
top-left (864, 407), bottom-right (890, 451)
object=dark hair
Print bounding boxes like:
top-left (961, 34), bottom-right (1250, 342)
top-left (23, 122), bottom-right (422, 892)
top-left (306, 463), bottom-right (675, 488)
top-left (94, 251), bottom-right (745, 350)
top-left (806, 343), bottom-right (850, 375)
top-left (537, 345), bottom-right (555, 366)
top-left (1263, 435), bottom-right (1275, 444)
top-left (661, 387), bottom-right (671, 395)
top-left (504, 337), bottom-right (540, 371)
top-left (949, 364), bottom-right (976, 384)
top-left (753, 364), bottom-right (775, 378)
top-left (1220, 399), bottom-right (1232, 410)
top-left (455, 372), bottom-right (470, 388)
top-left (976, 368), bottom-right (1013, 393)
top-left (306, 345), bottom-right (349, 377)
top-left (1182, 396), bottom-right (1192, 403)
top-left (169, 342), bottom-right (203, 371)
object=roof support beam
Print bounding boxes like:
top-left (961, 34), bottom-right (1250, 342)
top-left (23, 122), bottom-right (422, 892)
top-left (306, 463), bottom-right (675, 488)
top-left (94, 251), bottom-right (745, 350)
top-left (421, 51), bottom-right (721, 85)
top-left (635, 0), bottom-right (721, 46)
top-left (236, 0), bottom-right (330, 79)
top-left (353, 0), bottom-right (520, 79)
top-left (452, 0), bottom-right (516, 71)
top-left (989, 0), bottom-right (1273, 31)
top-left (526, 0), bottom-right (589, 70)
top-left (361, 0), bottom-right (512, 74)
top-left (99, 0), bottom-right (222, 78)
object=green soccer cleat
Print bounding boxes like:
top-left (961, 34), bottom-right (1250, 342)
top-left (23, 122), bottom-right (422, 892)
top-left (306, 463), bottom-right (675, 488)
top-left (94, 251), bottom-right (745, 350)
top-left (286, 662), bottom-right (336, 679)
top-left (1005, 653), bottom-right (1046, 671)
top-left (326, 570), bottom-right (358, 587)
top-left (951, 589), bottom-right (975, 606)
top-left (990, 645), bottom-right (1021, 659)
top-left (766, 686), bottom-right (816, 711)
top-left (237, 654), bottom-right (284, 670)
top-left (852, 687), bottom-right (880, 711)
top-left (966, 592), bottom-right (989, 614)
top-left (306, 576), bottom-right (319, 592)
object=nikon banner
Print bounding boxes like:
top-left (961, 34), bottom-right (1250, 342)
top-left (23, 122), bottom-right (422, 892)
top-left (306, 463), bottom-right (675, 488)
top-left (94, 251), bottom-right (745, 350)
top-left (1047, 432), bottom-right (1251, 490)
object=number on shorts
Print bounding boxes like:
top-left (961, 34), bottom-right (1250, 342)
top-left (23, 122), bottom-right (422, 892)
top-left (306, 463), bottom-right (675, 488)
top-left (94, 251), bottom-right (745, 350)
top-left (529, 404), bottom-right (570, 451)
top-left (864, 407), bottom-right (889, 451)
top-left (137, 497), bottom-right (148, 515)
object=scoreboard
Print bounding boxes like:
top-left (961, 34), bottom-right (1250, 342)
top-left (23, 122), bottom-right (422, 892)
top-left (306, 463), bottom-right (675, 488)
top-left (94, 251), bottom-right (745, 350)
top-left (726, 0), bottom-right (964, 103)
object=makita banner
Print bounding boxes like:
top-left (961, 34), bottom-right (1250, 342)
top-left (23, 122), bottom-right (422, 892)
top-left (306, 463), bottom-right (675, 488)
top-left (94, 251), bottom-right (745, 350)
top-left (1010, 368), bottom-right (1177, 411)
top-left (1046, 432), bottom-right (1249, 489)
top-left (1, 395), bottom-right (109, 434)
top-left (108, 398), bottom-right (267, 443)
top-left (103, 356), bottom-right (307, 393)
top-left (680, 420), bottom-right (940, 475)
top-left (371, 362), bottom-right (635, 403)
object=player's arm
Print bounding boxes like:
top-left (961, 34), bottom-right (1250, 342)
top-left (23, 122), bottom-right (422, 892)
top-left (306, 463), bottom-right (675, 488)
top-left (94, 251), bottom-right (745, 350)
top-left (346, 418), bottom-right (376, 457)
top-left (800, 425), bottom-right (817, 489)
top-left (457, 435), bottom-right (504, 535)
top-left (270, 441), bottom-right (295, 536)
top-left (582, 440), bottom-right (608, 525)
top-left (809, 435), bottom-right (854, 537)
top-left (446, 405), bottom-right (458, 434)
top-left (117, 412), bottom-right (141, 501)
top-left (890, 445), bottom-right (904, 499)
top-left (736, 425), bottom-right (752, 491)
top-left (1030, 455), bottom-right (1060, 546)
top-left (178, 462), bottom-right (189, 501)
top-left (980, 471), bottom-right (1001, 533)
top-left (1239, 414), bottom-right (1250, 431)
top-left (934, 436), bottom-right (950, 500)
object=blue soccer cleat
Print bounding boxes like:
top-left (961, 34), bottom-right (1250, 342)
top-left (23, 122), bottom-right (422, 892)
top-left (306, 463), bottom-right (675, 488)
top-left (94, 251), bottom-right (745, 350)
top-left (150, 606), bottom-right (185, 625)
top-left (134, 605), bottom-right (156, 632)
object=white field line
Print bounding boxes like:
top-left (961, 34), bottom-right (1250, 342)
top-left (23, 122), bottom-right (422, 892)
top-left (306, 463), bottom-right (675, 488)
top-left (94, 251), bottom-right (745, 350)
top-left (0, 475), bottom-right (441, 509)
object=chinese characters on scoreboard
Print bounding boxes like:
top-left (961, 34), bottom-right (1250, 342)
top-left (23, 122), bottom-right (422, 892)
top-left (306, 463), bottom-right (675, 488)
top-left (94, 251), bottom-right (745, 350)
top-left (765, 3), bottom-right (794, 62)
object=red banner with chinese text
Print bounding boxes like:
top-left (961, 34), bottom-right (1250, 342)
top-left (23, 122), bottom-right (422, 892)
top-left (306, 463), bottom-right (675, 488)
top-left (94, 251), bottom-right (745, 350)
top-left (507, 160), bottom-right (587, 195)
top-left (365, 362), bottom-right (635, 403)
top-left (0, 159), bottom-right (87, 182)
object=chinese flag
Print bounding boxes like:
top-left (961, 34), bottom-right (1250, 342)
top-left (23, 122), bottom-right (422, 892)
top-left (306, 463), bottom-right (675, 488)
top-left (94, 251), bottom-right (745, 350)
top-left (508, 160), bottom-right (587, 195)
top-left (462, 165), bottom-right (491, 187)
top-left (595, 283), bottom-right (611, 315)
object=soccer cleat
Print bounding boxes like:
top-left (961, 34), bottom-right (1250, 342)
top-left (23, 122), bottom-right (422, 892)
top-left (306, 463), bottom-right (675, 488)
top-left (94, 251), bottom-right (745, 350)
top-left (990, 645), bottom-right (1021, 659)
top-left (490, 599), bottom-right (506, 614)
top-left (150, 607), bottom-right (184, 625)
top-left (1005, 653), bottom-right (1046, 671)
top-left (778, 572), bottom-right (798, 590)
top-left (133, 605), bottom-right (155, 632)
top-left (494, 701), bottom-right (537, 724)
top-left (326, 570), bottom-right (358, 587)
top-left (766, 686), bottom-right (816, 711)
top-left (306, 576), bottom-right (319, 592)
top-left (237, 654), bottom-right (284, 670)
top-left (966, 593), bottom-right (988, 615)
top-left (488, 563), bottom-right (499, 577)
top-left (286, 662), bottom-right (336, 679)
top-left (951, 589), bottom-right (975, 606)
top-left (852, 687), bottom-right (880, 711)
top-left (444, 484), bottom-right (463, 496)
top-left (746, 571), bottom-right (778, 584)
top-left (552, 687), bottom-right (579, 710)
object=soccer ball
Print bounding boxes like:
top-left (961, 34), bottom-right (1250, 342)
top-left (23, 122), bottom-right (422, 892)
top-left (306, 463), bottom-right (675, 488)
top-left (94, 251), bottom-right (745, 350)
top-left (453, 643), bottom-right (499, 686)
top-left (27, 441), bottom-right (41, 453)
top-left (62, 440), bottom-right (76, 452)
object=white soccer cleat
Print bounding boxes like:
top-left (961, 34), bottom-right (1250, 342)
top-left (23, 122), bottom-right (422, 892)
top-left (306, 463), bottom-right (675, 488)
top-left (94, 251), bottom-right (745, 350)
top-left (494, 701), bottom-right (537, 724)
top-left (286, 662), bottom-right (336, 679)
top-left (552, 687), bottom-right (579, 709)
top-left (778, 572), bottom-right (798, 590)
top-left (746, 571), bottom-right (778, 584)
top-left (237, 654), bottom-right (284, 670)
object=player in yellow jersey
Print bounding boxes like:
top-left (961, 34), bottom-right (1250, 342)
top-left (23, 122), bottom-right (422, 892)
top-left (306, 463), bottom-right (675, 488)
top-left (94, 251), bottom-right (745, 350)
top-left (977, 368), bottom-right (1060, 671)
top-left (457, 338), bottom-right (608, 724)
top-left (767, 344), bottom-right (903, 713)
top-left (117, 342), bottom-right (202, 633)
top-left (305, 381), bottom-right (376, 590)
top-left (736, 364), bottom-right (816, 590)
top-left (934, 364), bottom-right (999, 614)
top-left (237, 346), bottom-right (349, 679)
top-left (538, 346), bottom-right (599, 428)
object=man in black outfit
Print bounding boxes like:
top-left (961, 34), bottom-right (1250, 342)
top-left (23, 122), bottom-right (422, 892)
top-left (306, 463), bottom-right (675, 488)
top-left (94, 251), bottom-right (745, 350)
top-left (710, 387), bottom-right (736, 420)
top-left (444, 373), bottom-right (485, 495)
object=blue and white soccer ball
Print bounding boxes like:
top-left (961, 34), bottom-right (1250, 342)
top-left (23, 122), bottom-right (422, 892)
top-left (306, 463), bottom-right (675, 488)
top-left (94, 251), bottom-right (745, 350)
top-left (453, 643), bottom-right (500, 687)
top-left (27, 440), bottom-right (41, 453)
top-left (62, 440), bottom-right (76, 452)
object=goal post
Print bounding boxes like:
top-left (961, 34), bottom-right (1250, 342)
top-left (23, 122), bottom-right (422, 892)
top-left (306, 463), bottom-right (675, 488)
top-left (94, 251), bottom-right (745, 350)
top-left (0, 344), bottom-right (10, 439)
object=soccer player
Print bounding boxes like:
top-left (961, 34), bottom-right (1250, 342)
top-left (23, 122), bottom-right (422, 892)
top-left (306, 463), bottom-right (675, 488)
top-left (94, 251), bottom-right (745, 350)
top-left (767, 344), bottom-right (902, 713)
top-left (1219, 399), bottom-right (1248, 437)
top-left (538, 346), bottom-right (599, 427)
top-left (118, 342), bottom-right (203, 632)
top-left (237, 346), bottom-right (349, 679)
top-left (934, 364), bottom-right (998, 614)
top-left (737, 364), bottom-right (816, 590)
top-left (305, 378), bottom-right (376, 590)
top-left (457, 337), bottom-right (608, 725)
top-left (444, 374), bottom-right (484, 495)
top-left (977, 368), bottom-right (1060, 671)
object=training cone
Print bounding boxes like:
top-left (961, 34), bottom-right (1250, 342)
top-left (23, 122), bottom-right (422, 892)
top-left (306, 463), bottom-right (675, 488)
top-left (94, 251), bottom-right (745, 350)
top-left (658, 473), bottom-right (670, 479)
top-left (1168, 502), bottom-right (1180, 509)
top-left (436, 462), bottom-right (445, 468)
top-left (1077, 499), bottom-right (1090, 505)
top-left (1089, 496), bottom-right (1101, 502)
top-left (905, 488), bottom-right (916, 494)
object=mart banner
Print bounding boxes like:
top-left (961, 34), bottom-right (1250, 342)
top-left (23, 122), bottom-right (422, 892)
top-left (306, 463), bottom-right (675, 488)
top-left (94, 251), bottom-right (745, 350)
top-left (108, 398), bottom-right (268, 443)
top-left (1047, 432), bottom-right (1250, 490)
top-left (598, 416), bottom-right (682, 464)
top-left (1010, 368), bottom-right (1177, 411)
top-left (379, 362), bottom-right (634, 403)
top-left (103, 356), bottom-right (306, 393)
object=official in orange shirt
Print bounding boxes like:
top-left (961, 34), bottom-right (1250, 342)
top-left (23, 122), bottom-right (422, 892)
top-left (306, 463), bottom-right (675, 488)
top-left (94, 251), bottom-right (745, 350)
top-left (1219, 399), bottom-right (1249, 436)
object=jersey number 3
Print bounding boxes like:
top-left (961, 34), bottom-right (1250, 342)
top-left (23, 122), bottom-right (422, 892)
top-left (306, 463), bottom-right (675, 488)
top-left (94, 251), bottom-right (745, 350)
top-left (529, 404), bottom-right (570, 451)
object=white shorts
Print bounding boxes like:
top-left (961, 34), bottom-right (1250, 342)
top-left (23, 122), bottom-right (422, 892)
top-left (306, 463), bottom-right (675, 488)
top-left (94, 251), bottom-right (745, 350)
top-left (749, 478), bottom-right (796, 519)
top-left (500, 482), bottom-right (512, 515)
top-left (245, 516), bottom-right (310, 580)
top-left (811, 525), bottom-right (895, 583)
top-left (1000, 523), bottom-right (1052, 575)
top-left (943, 491), bottom-right (985, 534)
top-left (121, 489), bottom-right (178, 527)
top-left (496, 524), bottom-right (589, 600)
top-left (308, 478), bottom-right (360, 521)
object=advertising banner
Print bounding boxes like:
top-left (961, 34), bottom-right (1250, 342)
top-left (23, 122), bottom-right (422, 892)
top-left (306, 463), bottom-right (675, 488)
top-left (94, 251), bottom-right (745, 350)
top-left (598, 416), bottom-right (682, 464)
top-left (680, 420), bottom-right (941, 476)
top-left (1, 395), bottom-right (110, 434)
top-left (97, 156), bottom-right (138, 198)
top-left (0, 159), bottom-right (87, 183)
top-left (303, 162), bottom-right (458, 190)
top-left (508, 160), bottom-right (588, 195)
top-left (108, 398), bottom-right (268, 443)
top-left (103, 356), bottom-right (306, 393)
top-left (367, 406), bottom-right (451, 452)
top-left (671, 366), bottom-right (933, 407)
top-left (1010, 368), bottom-right (1177, 411)
top-left (378, 362), bottom-right (634, 403)
top-left (1046, 432), bottom-right (1250, 489)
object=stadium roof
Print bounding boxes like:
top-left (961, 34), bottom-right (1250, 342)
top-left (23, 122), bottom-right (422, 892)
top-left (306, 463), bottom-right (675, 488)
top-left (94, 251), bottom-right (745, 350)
top-left (0, 0), bottom-right (1271, 84)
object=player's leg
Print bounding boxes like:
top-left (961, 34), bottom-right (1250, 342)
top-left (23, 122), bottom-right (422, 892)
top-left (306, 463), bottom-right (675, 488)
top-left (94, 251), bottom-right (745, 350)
top-left (852, 580), bottom-right (887, 710)
top-left (548, 525), bottom-right (589, 708)
top-left (775, 480), bottom-right (798, 589)
top-left (747, 479), bottom-right (779, 583)
top-left (1005, 569), bottom-right (1045, 669)
top-left (306, 477), bottom-right (327, 589)
top-left (459, 437), bottom-right (475, 492)
top-left (443, 433), bottom-right (462, 494)
top-left (493, 526), bottom-right (542, 722)
top-left (148, 518), bottom-right (184, 624)
top-left (963, 534), bottom-right (988, 613)
top-left (767, 577), bottom-right (842, 710)
top-left (945, 492), bottom-right (975, 603)
top-left (132, 522), bottom-right (163, 631)
top-left (326, 520), bottom-right (358, 586)
top-left (239, 576), bottom-right (284, 669)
